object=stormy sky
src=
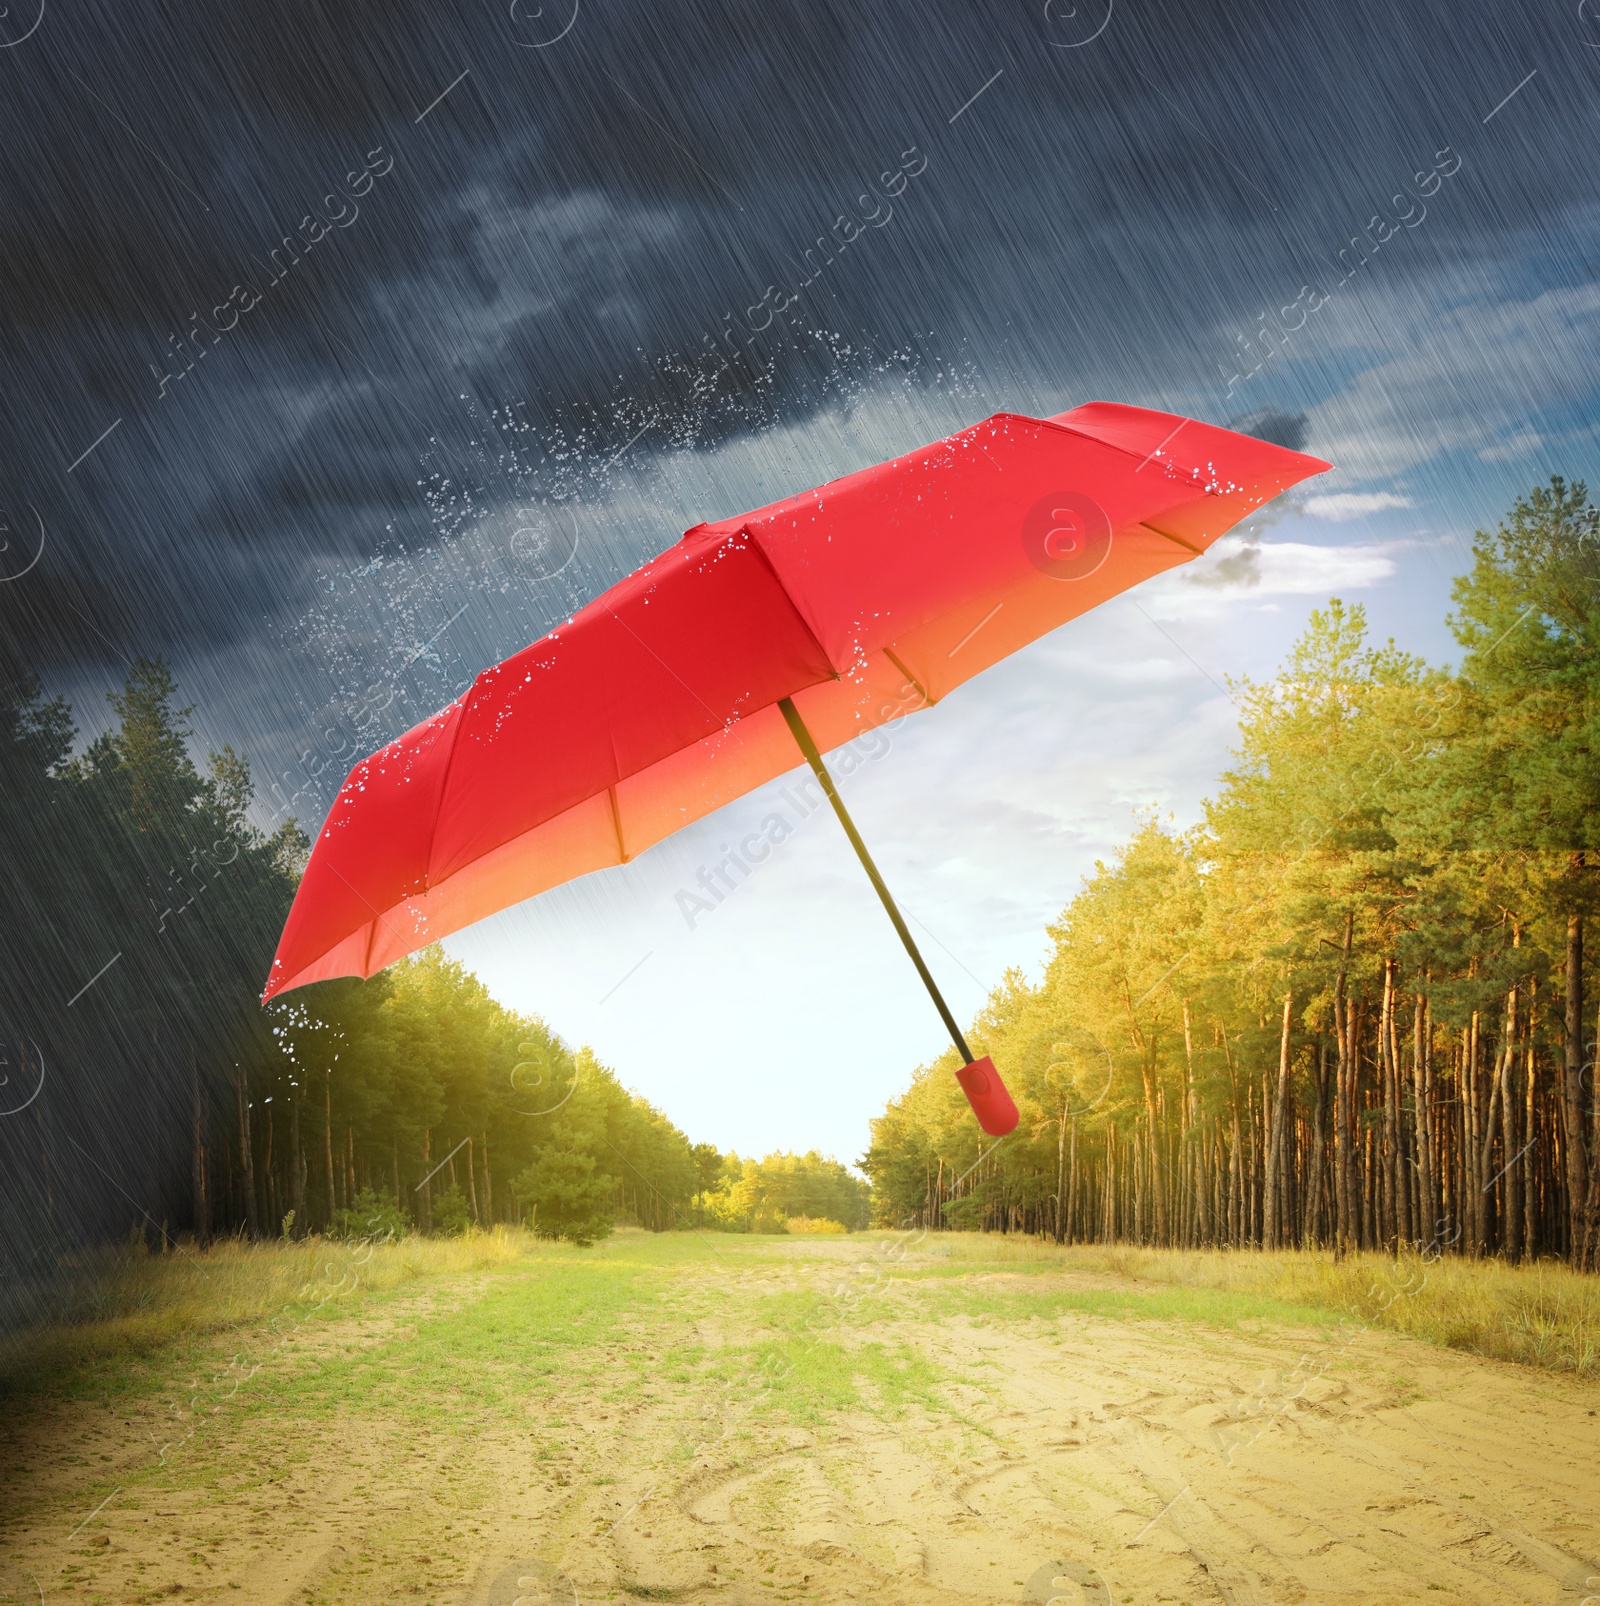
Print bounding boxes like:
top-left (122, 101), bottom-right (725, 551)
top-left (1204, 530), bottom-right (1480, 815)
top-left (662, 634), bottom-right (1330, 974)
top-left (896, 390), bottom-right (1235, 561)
top-left (3, 0), bottom-right (1597, 1162)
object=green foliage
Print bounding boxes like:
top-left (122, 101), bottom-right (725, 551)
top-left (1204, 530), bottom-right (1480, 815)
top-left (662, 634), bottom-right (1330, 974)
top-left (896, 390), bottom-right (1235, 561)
top-left (864, 480), bottom-right (1600, 1261)
top-left (327, 1188), bottom-right (409, 1242)
top-left (512, 1151), bottom-right (617, 1246)
top-left (694, 1151), bottom-right (872, 1232)
top-left (3, 643), bottom-right (872, 1279)
top-left (273, 958), bottom-right (705, 1243)
top-left (0, 645), bottom-right (312, 1280)
top-left (427, 1185), bottom-right (474, 1236)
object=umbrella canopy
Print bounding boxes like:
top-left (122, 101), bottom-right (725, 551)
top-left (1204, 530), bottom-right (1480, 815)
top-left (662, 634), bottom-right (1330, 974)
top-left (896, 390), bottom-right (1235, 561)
top-left (264, 401), bottom-right (1328, 1002)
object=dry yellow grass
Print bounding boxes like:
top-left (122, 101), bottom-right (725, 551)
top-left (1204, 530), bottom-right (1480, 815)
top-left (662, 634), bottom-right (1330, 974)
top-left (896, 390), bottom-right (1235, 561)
top-left (0, 1226), bottom-right (532, 1391)
top-left (931, 1234), bottom-right (1600, 1374)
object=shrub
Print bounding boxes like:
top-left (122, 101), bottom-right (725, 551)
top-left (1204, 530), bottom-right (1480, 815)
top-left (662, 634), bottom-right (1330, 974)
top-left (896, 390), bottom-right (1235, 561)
top-left (428, 1185), bottom-right (474, 1236)
top-left (512, 1150), bottom-right (616, 1247)
top-left (787, 1216), bottom-right (849, 1235)
top-left (327, 1188), bottom-right (410, 1242)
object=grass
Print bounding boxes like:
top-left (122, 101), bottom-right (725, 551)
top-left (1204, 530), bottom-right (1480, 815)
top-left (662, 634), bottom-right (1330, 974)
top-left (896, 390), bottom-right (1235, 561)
top-left (918, 1235), bottom-right (1600, 1376)
top-left (734, 1256), bottom-right (1345, 1350)
top-left (721, 1284), bottom-right (948, 1421)
top-left (6, 1228), bottom-right (1599, 1412)
top-left (256, 1251), bottom-right (656, 1424)
top-left (0, 1227), bottom-right (535, 1397)
top-left (912, 1272), bottom-right (1344, 1335)
top-left (724, 1333), bottom-right (945, 1422)
top-left (5, 1229), bottom-right (1596, 1606)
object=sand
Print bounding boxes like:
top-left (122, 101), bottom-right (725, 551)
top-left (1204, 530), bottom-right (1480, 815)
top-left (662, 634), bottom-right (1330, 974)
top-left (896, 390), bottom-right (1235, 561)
top-left (3, 1235), bottom-right (1598, 1605)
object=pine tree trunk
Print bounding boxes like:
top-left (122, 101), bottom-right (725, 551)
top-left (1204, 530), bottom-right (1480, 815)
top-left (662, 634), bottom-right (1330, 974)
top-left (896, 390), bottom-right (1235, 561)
top-left (1333, 917), bottom-right (1354, 1251)
top-left (1413, 989), bottom-right (1435, 1251)
top-left (1479, 1041), bottom-right (1502, 1254)
top-left (1468, 1012), bottom-right (1487, 1256)
top-left (1564, 913), bottom-right (1590, 1264)
top-left (1198, 1114), bottom-right (1213, 1246)
top-left (291, 1090), bottom-right (306, 1231)
top-left (262, 1107), bottom-right (276, 1231)
top-left (1265, 992), bottom-right (1292, 1250)
top-left (1391, 970), bottom-right (1413, 1249)
top-left (1523, 1021), bottom-right (1538, 1258)
top-left (1141, 1065), bottom-right (1165, 1246)
top-left (1588, 991), bottom-right (1600, 1269)
top-left (1380, 960), bottom-right (1398, 1252)
top-left (234, 1064), bottom-right (259, 1239)
top-left (1054, 1104), bottom-right (1067, 1244)
top-left (1069, 1116), bottom-right (1079, 1241)
top-left (1499, 982), bottom-right (1523, 1262)
top-left (191, 1049), bottom-right (209, 1250)
top-left (323, 1077), bottom-right (337, 1228)
top-left (1216, 1122), bottom-right (1225, 1245)
top-left (1185, 1001), bottom-right (1211, 1247)
top-left (1308, 1039), bottom-right (1328, 1246)
top-left (1106, 1123), bottom-right (1117, 1242)
top-left (1228, 1112), bottom-right (1241, 1246)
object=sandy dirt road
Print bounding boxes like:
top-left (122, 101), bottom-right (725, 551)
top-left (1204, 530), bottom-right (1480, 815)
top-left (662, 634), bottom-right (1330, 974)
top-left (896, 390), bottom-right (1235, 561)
top-left (3, 1233), bottom-right (1598, 1605)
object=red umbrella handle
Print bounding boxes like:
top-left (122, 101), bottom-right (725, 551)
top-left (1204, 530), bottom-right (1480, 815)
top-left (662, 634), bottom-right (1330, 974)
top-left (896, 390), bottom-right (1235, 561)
top-left (956, 1058), bottom-right (1020, 1137)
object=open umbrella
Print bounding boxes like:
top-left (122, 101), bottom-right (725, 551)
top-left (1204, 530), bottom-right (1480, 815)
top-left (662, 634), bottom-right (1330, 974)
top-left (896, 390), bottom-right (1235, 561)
top-left (263, 401), bottom-right (1329, 1135)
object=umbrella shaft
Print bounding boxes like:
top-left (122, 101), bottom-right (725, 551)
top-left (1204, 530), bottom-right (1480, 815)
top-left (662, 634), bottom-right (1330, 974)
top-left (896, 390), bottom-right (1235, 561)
top-left (777, 698), bottom-right (974, 1066)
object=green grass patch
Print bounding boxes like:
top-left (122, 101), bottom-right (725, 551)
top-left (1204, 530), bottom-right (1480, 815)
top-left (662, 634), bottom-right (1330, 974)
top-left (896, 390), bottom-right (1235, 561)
top-left (715, 1332), bottom-right (944, 1423)
top-left (914, 1276), bottom-right (1341, 1334)
top-left (256, 1254), bottom-right (656, 1424)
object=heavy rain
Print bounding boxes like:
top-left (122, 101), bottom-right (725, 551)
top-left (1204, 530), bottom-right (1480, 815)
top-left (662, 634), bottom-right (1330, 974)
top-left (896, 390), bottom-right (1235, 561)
top-left (3, 3), bottom-right (1599, 1602)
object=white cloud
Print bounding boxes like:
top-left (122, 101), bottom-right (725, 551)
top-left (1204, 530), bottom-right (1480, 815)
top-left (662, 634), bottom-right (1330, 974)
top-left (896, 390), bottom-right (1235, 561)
top-left (1477, 428), bottom-right (1545, 464)
top-left (1171, 534), bottom-right (1396, 604)
top-left (1306, 283), bottom-right (1600, 479)
top-left (1303, 492), bottom-right (1413, 521)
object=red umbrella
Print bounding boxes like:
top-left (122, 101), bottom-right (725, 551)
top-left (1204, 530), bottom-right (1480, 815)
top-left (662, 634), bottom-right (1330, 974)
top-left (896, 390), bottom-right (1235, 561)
top-left (264, 402), bottom-right (1329, 1135)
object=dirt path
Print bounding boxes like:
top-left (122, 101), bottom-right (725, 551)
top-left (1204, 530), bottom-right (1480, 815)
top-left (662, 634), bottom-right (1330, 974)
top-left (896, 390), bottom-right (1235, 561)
top-left (4, 1235), bottom-right (1598, 1605)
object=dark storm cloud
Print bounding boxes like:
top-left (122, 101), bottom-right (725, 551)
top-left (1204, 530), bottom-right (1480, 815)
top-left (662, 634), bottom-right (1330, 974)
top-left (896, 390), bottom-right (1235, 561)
top-left (1230, 411), bottom-right (1309, 454)
top-left (1, 0), bottom-right (1597, 677)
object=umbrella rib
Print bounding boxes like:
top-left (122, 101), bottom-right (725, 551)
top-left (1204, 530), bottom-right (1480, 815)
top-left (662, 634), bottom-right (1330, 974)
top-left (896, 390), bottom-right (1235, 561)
top-left (607, 786), bottom-right (629, 864)
top-left (319, 859), bottom-right (419, 983)
top-left (596, 530), bottom-right (837, 753)
top-left (777, 696), bottom-right (974, 1066)
top-left (1138, 520), bottom-right (1205, 557)
top-left (883, 648), bottom-right (933, 706)
top-left (422, 701), bottom-right (471, 900)
top-left (734, 523), bottom-right (840, 680)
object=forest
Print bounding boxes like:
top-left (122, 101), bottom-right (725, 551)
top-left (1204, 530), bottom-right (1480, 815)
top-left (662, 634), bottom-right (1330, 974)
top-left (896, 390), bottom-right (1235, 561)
top-left (6, 474), bottom-right (1596, 1334)
top-left (865, 479), bottom-right (1600, 1267)
top-left (0, 648), bottom-right (866, 1334)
